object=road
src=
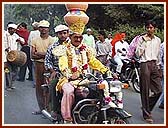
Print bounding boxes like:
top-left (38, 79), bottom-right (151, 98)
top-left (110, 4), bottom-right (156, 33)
top-left (3, 79), bottom-right (165, 125)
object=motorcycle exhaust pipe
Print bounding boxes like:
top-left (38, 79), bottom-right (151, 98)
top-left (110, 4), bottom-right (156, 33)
top-left (41, 109), bottom-right (56, 122)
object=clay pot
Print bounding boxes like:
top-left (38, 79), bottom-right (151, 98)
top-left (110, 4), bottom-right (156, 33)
top-left (65, 4), bottom-right (88, 12)
top-left (64, 11), bottom-right (89, 26)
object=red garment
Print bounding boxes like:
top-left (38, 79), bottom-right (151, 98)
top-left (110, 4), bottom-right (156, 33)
top-left (16, 28), bottom-right (30, 46)
top-left (111, 33), bottom-right (122, 57)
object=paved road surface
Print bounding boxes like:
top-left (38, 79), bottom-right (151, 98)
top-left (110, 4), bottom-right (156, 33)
top-left (3, 79), bottom-right (165, 125)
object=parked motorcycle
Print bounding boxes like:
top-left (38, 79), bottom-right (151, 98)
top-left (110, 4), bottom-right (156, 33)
top-left (110, 57), bottom-right (140, 93)
top-left (41, 72), bottom-right (132, 124)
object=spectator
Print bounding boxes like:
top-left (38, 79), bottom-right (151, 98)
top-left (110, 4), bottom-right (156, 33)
top-left (82, 28), bottom-right (96, 51)
top-left (135, 20), bottom-right (162, 123)
top-left (95, 30), bottom-right (112, 68)
top-left (105, 33), bottom-right (113, 44)
top-left (4, 23), bottom-right (25, 90)
top-left (16, 22), bottom-right (32, 82)
top-left (28, 21), bottom-right (40, 87)
top-left (31, 20), bottom-right (55, 114)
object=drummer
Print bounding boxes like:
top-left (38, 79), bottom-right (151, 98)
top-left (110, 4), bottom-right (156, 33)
top-left (4, 23), bottom-right (25, 91)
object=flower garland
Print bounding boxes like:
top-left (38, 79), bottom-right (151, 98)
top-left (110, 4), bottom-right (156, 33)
top-left (71, 44), bottom-right (88, 74)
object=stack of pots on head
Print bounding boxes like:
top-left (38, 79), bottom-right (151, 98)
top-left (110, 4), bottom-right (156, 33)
top-left (64, 4), bottom-right (89, 34)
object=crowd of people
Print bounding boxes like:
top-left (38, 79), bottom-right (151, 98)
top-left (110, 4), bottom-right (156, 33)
top-left (4, 18), bottom-right (164, 124)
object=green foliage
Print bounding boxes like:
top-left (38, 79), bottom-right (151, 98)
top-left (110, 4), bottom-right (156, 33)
top-left (4, 3), bottom-right (164, 41)
top-left (109, 24), bottom-right (164, 43)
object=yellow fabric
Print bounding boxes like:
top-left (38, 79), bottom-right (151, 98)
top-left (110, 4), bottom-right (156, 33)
top-left (56, 42), bottom-right (108, 91)
top-left (59, 56), bottom-right (68, 72)
top-left (88, 56), bottom-right (108, 74)
top-left (56, 77), bottom-right (68, 92)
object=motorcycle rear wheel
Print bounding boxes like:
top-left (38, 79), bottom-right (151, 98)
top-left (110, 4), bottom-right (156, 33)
top-left (132, 77), bottom-right (140, 93)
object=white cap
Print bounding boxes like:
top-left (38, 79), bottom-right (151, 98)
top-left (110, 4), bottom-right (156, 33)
top-left (54, 24), bottom-right (69, 33)
top-left (32, 22), bottom-right (39, 27)
top-left (86, 28), bottom-right (92, 31)
top-left (38, 20), bottom-right (50, 27)
top-left (7, 24), bottom-right (17, 29)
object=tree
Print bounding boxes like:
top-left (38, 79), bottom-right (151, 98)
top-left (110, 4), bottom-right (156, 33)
top-left (3, 3), bottom-right (164, 40)
top-left (13, 4), bottom-right (66, 35)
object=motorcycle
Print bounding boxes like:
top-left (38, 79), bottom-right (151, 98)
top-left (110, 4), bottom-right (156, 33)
top-left (41, 73), bottom-right (132, 124)
top-left (110, 57), bottom-right (140, 93)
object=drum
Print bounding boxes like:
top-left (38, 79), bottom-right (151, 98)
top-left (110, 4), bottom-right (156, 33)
top-left (7, 50), bottom-right (27, 66)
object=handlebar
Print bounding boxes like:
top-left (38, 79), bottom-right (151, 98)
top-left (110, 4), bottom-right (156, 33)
top-left (84, 73), bottom-right (99, 80)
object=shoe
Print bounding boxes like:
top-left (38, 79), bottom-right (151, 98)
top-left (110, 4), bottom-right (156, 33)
top-left (159, 104), bottom-right (164, 109)
top-left (117, 102), bottom-right (123, 109)
top-left (32, 110), bottom-right (42, 115)
top-left (26, 78), bottom-right (33, 81)
top-left (143, 117), bottom-right (153, 124)
top-left (11, 86), bottom-right (16, 89)
top-left (5, 88), bottom-right (12, 91)
top-left (33, 85), bottom-right (35, 88)
top-left (64, 118), bottom-right (73, 124)
top-left (17, 79), bottom-right (25, 82)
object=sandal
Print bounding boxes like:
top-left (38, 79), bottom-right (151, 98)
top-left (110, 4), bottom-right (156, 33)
top-left (32, 110), bottom-right (42, 115)
top-left (143, 117), bottom-right (154, 124)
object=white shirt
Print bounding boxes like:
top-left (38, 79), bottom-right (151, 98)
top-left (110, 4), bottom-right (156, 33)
top-left (96, 40), bottom-right (112, 57)
top-left (3, 30), bottom-right (25, 62)
top-left (27, 30), bottom-right (40, 46)
top-left (105, 38), bottom-right (112, 44)
top-left (114, 40), bottom-right (129, 59)
top-left (135, 35), bottom-right (161, 64)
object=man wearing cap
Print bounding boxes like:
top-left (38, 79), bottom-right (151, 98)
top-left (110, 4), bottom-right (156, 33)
top-left (44, 24), bottom-right (69, 115)
top-left (28, 22), bottom-right (40, 46)
top-left (4, 23), bottom-right (25, 90)
top-left (82, 28), bottom-right (95, 50)
top-left (31, 20), bottom-right (55, 114)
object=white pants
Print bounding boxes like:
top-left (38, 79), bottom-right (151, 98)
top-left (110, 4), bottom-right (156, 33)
top-left (114, 57), bottom-right (123, 73)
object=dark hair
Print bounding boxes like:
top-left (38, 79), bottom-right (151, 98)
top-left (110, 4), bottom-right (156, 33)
top-left (7, 22), bottom-right (14, 26)
top-left (145, 20), bottom-right (157, 28)
top-left (18, 22), bottom-right (27, 29)
top-left (98, 30), bottom-right (106, 38)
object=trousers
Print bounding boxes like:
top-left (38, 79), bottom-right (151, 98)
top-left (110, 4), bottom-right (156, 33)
top-left (139, 60), bottom-right (162, 118)
top-left (34, 61), bottom-right (46, 110)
